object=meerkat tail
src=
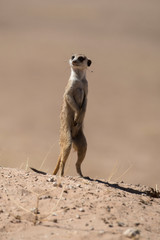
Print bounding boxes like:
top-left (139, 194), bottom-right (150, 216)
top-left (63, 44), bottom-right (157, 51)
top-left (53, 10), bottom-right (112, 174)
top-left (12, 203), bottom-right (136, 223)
top-left (53, 155), bottom-right (61, 175)
top-left (30, 167), bottom-right (47, 175)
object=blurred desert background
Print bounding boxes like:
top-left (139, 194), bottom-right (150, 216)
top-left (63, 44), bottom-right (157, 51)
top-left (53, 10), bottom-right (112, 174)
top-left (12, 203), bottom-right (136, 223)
top-left (0, 0), bottom-right (160, 187)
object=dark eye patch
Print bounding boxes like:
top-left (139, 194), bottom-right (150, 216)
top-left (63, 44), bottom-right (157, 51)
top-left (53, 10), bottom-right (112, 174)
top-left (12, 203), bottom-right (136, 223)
top-left (71, 55), bottom-right (75, 60)
top-left (78, 56), bottom-right (85, 62)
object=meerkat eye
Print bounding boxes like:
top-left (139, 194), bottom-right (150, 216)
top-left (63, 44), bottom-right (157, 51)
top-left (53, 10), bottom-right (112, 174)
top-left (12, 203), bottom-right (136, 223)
top-left (78, 56), bottom-right (85, 62)
top-left (71, 55), bottom-right (75, 60)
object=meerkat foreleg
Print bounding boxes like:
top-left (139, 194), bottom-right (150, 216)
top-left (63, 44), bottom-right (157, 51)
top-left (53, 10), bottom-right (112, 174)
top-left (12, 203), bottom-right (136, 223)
top-left (65, 94), bottom-right (80, 115)
top-left (74, 97), bottom-right (87, 124)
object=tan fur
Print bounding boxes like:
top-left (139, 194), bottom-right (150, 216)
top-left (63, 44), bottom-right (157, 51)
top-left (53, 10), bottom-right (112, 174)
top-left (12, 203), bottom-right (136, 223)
top-left (53, 54), bottom-right (92, 177)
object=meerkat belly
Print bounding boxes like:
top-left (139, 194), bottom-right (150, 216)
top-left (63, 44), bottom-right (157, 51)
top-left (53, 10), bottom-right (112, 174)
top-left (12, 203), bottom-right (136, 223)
top-left (74, 88), bottom-right (84, 108)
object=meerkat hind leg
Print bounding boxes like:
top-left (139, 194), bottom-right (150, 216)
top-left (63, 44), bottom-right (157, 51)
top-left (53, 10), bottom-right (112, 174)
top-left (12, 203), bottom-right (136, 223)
top-left (53, 129), bottom-right (72, 176)
top-left (60, 143), bottom-right (72, 176)
top-left (73, 130), bottom-right (87, 177)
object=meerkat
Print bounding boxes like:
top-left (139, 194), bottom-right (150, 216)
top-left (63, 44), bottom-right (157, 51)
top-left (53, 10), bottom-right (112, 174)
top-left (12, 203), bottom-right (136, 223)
top-left (53, 54), bottom-right (92, 177)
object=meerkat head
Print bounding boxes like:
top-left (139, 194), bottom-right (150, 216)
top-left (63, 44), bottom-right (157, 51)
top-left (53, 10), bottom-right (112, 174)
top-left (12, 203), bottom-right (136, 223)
top-left (69, 54), bottom-right (92, 70)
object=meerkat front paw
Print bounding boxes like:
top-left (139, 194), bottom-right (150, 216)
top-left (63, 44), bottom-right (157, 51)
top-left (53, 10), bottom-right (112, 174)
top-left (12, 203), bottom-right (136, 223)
top-left (74, 112), bottom-right (79, 123)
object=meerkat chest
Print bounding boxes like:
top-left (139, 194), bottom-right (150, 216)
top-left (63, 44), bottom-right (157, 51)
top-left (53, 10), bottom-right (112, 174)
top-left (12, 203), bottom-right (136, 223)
top-left (73, 87), bottom-right (85, 107)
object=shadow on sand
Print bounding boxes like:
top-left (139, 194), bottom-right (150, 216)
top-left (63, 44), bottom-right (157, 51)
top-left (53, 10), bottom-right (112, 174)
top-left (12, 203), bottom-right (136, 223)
top-left (83, 176), bottom-right (155, 197)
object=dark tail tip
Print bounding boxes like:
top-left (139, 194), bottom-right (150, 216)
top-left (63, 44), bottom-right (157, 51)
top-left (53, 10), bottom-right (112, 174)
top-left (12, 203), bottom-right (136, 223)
top-left (30, 167), bottom-right (47, 175)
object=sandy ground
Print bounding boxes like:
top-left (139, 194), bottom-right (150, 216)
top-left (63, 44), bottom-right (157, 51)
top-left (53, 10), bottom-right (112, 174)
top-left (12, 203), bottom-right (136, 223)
top-left (0, 167), bottom-right (160, 240)
top-left (0, 0), bottom-right (160, 186)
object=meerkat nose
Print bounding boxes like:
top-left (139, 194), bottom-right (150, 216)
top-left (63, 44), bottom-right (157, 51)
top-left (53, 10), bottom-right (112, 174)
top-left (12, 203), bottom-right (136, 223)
top-left (72, 60), bottom-right (78, 65)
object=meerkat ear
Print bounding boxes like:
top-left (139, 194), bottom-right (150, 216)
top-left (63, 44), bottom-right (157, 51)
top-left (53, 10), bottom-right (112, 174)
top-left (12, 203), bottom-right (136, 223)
top-left (87, 59), bottom-right (92, 67)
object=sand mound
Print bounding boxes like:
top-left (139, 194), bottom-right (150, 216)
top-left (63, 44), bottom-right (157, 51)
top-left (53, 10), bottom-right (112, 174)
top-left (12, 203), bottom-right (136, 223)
top-left (0, 167), bottom-right (159, 240)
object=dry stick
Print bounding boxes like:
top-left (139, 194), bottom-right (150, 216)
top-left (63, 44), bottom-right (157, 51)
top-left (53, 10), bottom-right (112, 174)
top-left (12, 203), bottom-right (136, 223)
top-left (4, 182), bottom-right (66, 225)
top-left (39, 183), bottom-right (66, 222)
top-left (108, 160), bottom-right (120, 182)
top-left (34, 195), bottom-right (40, 225)
top-left (19, 162), bottom-right (24, 170)
top-left (115, 163), bottom-right (133, 182)
top-left (25, 157), bottom-right (29, 171)
top-left (19, 156), bottom-right (29, 170)
top-left (39, 141), bottom-right (57, 170)
top-left (28, 185), bottom-right (67, 224)
top-left (30, 189), bottom-right (51, 225)
top-left (12, 199), bottom-right (35, 216)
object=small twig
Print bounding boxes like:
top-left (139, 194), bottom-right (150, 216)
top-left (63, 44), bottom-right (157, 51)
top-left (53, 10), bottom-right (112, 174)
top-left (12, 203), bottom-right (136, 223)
top-left (115, 164), bottom-right (133, 181)
top-left (40, 183), bottom-right (66, 221)
top-left (39, 141), bottom-right (57, 170)
top-left (108, 160), bottom-right (119, 182)
top-left (25, 157), bottom-right (29, 171)
top-left (34, 196), bottom-right (40, 225)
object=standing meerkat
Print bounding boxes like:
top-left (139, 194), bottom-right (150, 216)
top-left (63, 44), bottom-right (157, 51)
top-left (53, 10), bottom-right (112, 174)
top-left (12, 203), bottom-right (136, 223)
top-left (53, 54), bottom-right (92, 177)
